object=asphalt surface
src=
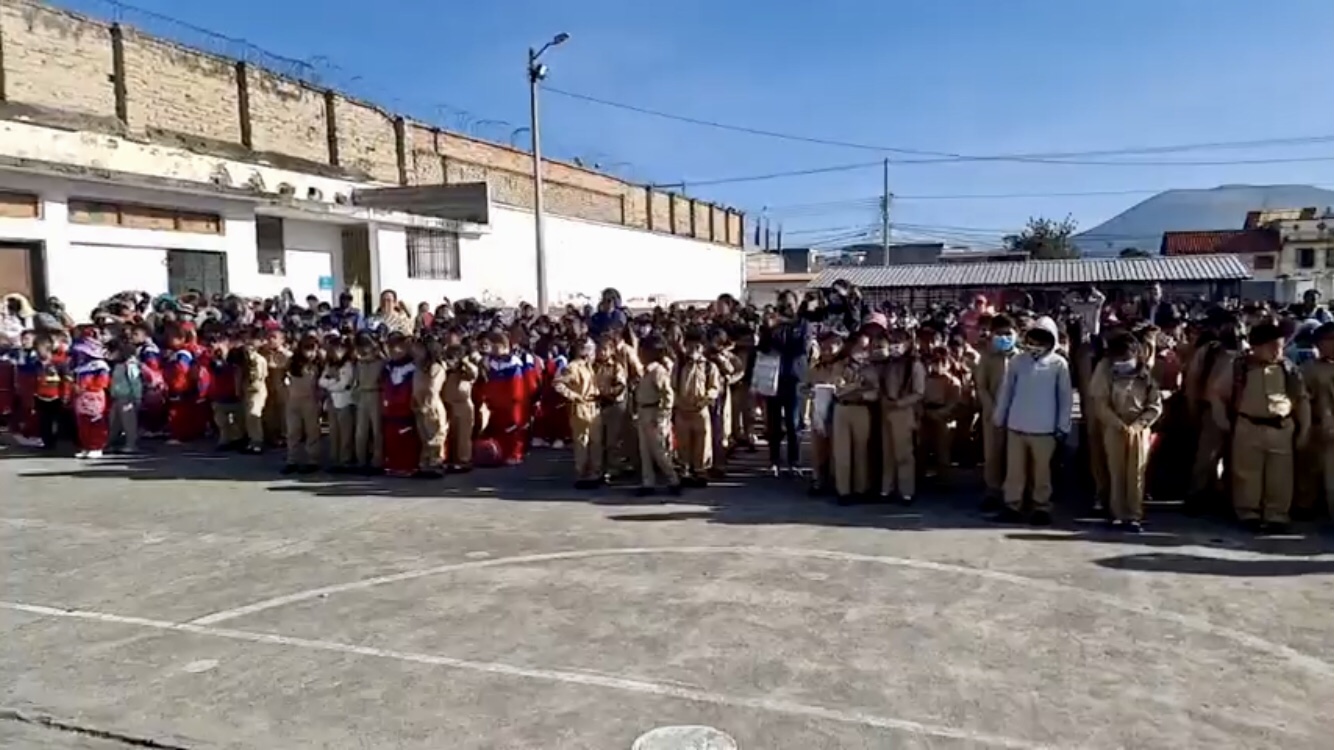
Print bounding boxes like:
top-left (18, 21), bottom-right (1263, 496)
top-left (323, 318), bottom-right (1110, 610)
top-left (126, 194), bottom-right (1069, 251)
top-left (3, 444), bottom-right (1333, 749)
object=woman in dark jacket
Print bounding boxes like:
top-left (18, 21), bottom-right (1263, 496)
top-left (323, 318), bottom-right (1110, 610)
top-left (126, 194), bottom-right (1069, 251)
top-left (757, 291), bottom-right (810, 475)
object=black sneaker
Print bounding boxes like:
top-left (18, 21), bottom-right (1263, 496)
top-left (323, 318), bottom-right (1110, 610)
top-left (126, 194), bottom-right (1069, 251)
top-left (1261, 521), bottom-right (1291, 535)
top-left (280, 464), bottom-right (298, 475)
top-left (297, 464), bottom-right (319, 475)
top-left (634, 486), bottom-right (657, 498)
top-left (412, 469), bottom-right (442, 480)
top-left (991, 507), bottom-right (1025, 524)
top-left (980, 495), bottom-right (1002, 513)
top-left (1029, 510), bottom-right (1053, 527)
top-left (1241, 518), bottom-right (1264, 534)
top-left (1124, 521), bottom-right (1144, 534)
top-left (666, 484), bottom-right (683, 497)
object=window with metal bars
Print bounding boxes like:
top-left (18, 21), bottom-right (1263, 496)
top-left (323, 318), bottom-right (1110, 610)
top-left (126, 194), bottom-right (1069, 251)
top-left (406, 227), bottom-right (461, 280)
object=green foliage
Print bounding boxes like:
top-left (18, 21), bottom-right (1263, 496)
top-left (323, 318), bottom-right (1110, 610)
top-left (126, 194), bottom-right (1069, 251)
top-left (1003, 215), bottom-right (1081, 260)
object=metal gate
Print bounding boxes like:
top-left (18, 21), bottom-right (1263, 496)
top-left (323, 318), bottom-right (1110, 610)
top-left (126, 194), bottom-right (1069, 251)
top-left (166, 249), bottom-right (228, 299)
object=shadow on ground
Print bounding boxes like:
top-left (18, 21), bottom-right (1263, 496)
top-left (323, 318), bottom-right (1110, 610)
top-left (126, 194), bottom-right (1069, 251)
top-left (4, 440), bottom-right (1333, 566)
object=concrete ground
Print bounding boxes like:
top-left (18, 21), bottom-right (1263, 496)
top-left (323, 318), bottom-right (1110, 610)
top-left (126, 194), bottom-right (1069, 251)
top-left (3, 445), bottom-right (1333, 750)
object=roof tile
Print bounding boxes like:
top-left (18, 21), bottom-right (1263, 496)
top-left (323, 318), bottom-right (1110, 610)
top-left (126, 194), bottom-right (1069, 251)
top-left (807, 254), bottom-right (1251, 290)
top-left (1160, 229), bottom-right (1280, 256)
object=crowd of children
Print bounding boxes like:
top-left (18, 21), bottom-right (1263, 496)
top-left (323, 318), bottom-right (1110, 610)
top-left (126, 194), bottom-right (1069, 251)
top-left (1, 284), bottom-right (1332, 534)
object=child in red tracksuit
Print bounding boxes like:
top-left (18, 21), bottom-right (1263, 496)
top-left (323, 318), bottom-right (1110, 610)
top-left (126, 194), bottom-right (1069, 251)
top-left (164, 326), bottom-right (206, 443)
top-left (381, 333), bottom-right (419, 477)
top-left (26, 334), bottom-right (69, 450)
top-left (132, 325), bottom-right (166, 437)
top-left (480, 332), bottom-right (527, 465)
top-left (530, 342), bottom-right (570, 448)
top-left (70, 335), bottom-right (111, 458)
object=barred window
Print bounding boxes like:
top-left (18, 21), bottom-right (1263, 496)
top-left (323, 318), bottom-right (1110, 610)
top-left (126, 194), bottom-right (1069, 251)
top-left (406, 227), bottom-right (461, 280)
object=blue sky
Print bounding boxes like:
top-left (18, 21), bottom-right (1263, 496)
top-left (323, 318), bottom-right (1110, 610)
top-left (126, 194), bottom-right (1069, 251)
top-left (59, 0), bottom-right (1334, 247)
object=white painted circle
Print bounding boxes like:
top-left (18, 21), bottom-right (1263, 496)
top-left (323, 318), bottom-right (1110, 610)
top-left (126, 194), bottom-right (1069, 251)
top-left (182, 659), bottom-right (219, 674)
top-left (632, 725), bottom-right (738, 750)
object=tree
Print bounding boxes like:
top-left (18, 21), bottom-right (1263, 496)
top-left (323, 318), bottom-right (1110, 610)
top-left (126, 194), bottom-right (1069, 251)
top-left (1119, 247), bottom-right (1152, 258)
top-left (1003, 215), bottom-right (1081, 260)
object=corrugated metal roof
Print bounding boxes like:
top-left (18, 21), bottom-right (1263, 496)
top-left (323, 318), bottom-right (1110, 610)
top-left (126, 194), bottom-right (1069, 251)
top-left (807, 253), bottom-right (1251, 290)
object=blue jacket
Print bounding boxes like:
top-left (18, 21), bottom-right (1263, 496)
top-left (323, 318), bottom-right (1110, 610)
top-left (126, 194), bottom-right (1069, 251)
top-left (590, 308), bottom-right (627, 338)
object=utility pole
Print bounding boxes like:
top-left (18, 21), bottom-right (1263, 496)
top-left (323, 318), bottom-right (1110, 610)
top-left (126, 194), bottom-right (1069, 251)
top-left (526, 32), bottom-right (570, 314)
top-left (881, 157), bottom-right (892, 267)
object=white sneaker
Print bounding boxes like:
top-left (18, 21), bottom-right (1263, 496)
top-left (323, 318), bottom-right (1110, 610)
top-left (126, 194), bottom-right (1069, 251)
top-left (551, 440), bottom-right (565, 450)
top-left (531, 438), bottom-right (548, 448)
top-left (75, 451), bottom-right (89, 459)
top-left (86, 450), bottom-right (104, 459)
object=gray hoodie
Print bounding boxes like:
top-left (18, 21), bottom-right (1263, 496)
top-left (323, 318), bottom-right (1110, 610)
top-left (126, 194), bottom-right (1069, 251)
top-left (993, 316), bottom-right (1074, 436)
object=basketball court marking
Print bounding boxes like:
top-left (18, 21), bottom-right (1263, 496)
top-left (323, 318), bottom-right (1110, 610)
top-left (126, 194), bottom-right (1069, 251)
top-left (187, 544), bottom-right (1334, 678)
top-left (2, 600), bottom-right (1054, 750)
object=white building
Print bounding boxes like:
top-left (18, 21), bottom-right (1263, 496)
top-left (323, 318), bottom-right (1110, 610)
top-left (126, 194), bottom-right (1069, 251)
top-left (1242, 207), bottom-right (1334, 303)
top-left (0, 119), bottom-right (745, 321)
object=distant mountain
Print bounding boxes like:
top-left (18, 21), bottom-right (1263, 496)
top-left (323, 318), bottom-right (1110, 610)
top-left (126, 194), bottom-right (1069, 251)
top-left (1074, 184), bottom-right (1334, 257)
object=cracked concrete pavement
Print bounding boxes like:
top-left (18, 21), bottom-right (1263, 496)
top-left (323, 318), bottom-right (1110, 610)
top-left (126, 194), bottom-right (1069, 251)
top-left (3, 447), bottom-right (1333, 749)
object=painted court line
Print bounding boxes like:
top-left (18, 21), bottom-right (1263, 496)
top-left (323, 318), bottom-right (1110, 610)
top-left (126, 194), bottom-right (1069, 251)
top-left (189, 545), bottom-right (1334, 678)
top-left (3, 601), bottom-right (1054, 750)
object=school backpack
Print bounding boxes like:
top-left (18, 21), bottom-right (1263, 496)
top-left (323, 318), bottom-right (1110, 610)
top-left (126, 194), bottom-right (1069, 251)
top-left (1229, 355), bottom-right (1302, 421)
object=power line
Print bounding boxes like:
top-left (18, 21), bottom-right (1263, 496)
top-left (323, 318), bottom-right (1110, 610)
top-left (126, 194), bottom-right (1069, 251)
top-left (652, 161), bottom-right (880, 189)
top-left (544, 86), bottom-right (1334, 165)
top-left (658, 152), bottom-right (1334, 189)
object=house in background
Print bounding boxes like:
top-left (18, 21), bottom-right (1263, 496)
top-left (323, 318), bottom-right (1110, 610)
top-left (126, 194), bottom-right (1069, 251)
top-left (1160, 228), bottom-right (1282, 300)
top-left (1244, 207), bottom-right (1334, 302)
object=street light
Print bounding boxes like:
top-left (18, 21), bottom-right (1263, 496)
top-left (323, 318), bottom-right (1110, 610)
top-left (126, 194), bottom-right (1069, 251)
top-left (528, 32), bottom-right (569, 315)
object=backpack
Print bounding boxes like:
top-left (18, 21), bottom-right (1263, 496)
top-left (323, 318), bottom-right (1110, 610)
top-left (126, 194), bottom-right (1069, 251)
top-left (1229, 355), bottom-right (1301, 421)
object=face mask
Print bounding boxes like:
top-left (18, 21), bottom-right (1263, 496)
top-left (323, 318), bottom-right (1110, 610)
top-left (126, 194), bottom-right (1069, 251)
top-left (888, 344), bottom-right (906, 357)
top-left (992, 335), bottom-right (1015, 353)
top-left (850, 352), bottom-right (867, 364)
top-left (1112, 359), bottom-right (1138, 376)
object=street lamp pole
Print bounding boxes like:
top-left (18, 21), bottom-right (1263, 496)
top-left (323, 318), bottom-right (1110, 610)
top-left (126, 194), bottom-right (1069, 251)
top-left (527, 33), bottom-right (568, 315)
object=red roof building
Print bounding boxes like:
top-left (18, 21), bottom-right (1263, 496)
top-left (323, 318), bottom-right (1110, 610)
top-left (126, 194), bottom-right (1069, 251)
top-left (1159, 228), bottom-right (1281, 256)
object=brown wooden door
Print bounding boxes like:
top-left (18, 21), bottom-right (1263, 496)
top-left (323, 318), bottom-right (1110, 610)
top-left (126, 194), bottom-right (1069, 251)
top-left (0, 244), bottom-right (35, 300)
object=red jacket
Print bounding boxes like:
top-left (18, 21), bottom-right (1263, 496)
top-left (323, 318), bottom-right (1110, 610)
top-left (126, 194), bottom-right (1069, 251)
top-left (381, 359), bottom-right (415, 420)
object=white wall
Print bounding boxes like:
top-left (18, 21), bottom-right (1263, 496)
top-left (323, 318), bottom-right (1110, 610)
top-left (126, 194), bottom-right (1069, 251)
top-left (244, 217), bottom-right (343, 303)
top-left (0, 119), bottom-right (745, 316)
top-left (0, 171), bottom-right (349, 317)
top-left (375, 205), bottom-right (744, 310)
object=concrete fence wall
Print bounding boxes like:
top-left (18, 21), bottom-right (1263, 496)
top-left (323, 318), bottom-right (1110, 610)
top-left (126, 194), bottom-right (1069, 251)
top-left (0, 0), bottom-right (745, 246)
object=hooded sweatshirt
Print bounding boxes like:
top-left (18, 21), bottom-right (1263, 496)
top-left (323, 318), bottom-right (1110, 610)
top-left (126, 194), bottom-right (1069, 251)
top-left (992, 316), bottom-right (1074, 436)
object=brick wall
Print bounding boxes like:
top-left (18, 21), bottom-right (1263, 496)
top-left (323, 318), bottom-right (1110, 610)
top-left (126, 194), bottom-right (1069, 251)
top-left (0, 0), bottom-right (742, 244)
top-left (247, 68), bottom-right (328, 163)
top-left (0, 1), bottom-right (115, 121)
top-left (122, 30), bottom-right (242, 146)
